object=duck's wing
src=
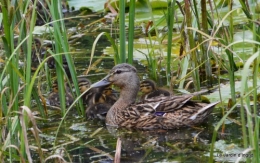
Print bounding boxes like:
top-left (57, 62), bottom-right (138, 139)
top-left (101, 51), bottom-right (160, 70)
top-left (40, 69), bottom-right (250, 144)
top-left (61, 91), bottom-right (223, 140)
top-left (121, 94), bottom-right (193, 118)
top-left (143, 94), bottom-right (194, 112)
top-left (189, 101), bottom-right (220, 120)
top-left (122, 102), bottom-right (160, 118)
top-left (120, 101), bottom-right (218, 129)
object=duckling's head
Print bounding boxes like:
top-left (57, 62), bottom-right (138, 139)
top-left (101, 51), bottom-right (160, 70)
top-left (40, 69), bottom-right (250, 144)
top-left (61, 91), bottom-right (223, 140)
top-left (102, 86), bottom-right (113, 96)
top-left (52, 81), bottom-right (59, 92)
top-left (77, 77), bottom-right (91, 93)
top-left (92, 63), bottom-right (140, 90)
top-left (52, 81), bottom-right (72, 93)
top-left (32, 38), bottom-right (42, 49)
top-left (140, 79), bottom-right (156, 94)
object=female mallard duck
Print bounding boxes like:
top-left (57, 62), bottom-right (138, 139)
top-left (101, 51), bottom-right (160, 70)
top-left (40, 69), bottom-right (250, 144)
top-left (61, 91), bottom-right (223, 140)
top-left (91, 63), bottom-right (219, 129)
top-left (47, 81), bottom-right (74, 107)
top-left (140, 79), bottom-right (171, 101)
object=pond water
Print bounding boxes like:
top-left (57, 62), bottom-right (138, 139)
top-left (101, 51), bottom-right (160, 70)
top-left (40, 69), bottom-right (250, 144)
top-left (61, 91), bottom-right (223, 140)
top-left (67, 0), bottom-right (107, 12)
top-left (35, 107), bottom-right (244, 162)
top-left (26, 1), bottom-right (257, 162)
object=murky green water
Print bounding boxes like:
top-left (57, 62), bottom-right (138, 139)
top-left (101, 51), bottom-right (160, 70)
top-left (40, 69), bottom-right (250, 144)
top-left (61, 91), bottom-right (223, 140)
top-left (34, 107), bottom-right (245, 162)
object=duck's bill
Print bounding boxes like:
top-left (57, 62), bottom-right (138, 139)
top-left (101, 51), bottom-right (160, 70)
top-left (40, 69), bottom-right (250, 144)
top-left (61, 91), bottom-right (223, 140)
top-left (91, 75), bottom-right (111, 88)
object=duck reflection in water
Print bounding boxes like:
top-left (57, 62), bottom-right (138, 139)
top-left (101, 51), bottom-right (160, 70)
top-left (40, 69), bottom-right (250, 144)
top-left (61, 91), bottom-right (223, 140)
top-left (92, 126), bottom-right (214, 163)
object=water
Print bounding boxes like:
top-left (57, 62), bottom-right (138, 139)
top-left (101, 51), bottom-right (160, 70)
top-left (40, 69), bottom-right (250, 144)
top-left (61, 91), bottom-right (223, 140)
top-left (67, 0), bottom-right (107, 12)
top-left (35, 109), bottom-right (227, 162)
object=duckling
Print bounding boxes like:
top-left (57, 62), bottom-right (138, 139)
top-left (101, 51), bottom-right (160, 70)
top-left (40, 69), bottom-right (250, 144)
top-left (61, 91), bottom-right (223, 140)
top-left (77, 77), bottom-right (92, 93)
top-left (47, 81), bottom-right (74, 107)
top-left (85, 93), bottom-right (112, 120)
top-left (77, 77), bottom-right (118, 105)
top-left (30, 38), bottom-right (72, 78)
top-left (85, 85), bottom-right (118, 120)
top-left (31, 38), bottom-right (55, 70)
top-left (76, 77), bottom-right (94, 105)
top-left (75, 77), bottom-right (118, 120)
top-left (101, 86), bottom-right (118, 105)
top-left (140, 79), bottom-right (171, 101)
top-left (31, 38), bottom-right (49, 71)
top-left (91, 63), bottom-right (219, 129)
top-left (34, 0), bottom-right (52, 26)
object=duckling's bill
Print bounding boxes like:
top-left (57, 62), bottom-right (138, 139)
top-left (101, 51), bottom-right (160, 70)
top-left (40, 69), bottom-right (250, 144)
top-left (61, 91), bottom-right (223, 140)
top-left (91, 76), bottom-right (111, 88)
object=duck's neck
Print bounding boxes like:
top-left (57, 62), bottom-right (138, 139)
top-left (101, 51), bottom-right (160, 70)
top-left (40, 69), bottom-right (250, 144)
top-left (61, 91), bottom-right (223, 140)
top-left (106, 82), bottom-right (139, 126)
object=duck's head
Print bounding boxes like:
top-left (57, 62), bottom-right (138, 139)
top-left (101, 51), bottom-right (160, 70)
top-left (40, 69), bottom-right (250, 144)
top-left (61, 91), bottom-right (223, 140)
top-left (140, 79), bottom-right (156, 94)
top-left (92, 63), bottom-right (140, 90)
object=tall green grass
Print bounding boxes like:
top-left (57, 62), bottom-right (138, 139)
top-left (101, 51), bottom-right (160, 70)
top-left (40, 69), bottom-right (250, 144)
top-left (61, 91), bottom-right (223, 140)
top-left (127, 0), bottom-right (135, 64)
top-left (0, 0), bottom-right (84, 161)
top-left (0, 0), bottom-right (39, 161)
top-left (166, 0), bottom-right (176, 84)
top-left (119, 0), bottom-right (126, 63)
top-left (46, 0), bottom-right (83, 115)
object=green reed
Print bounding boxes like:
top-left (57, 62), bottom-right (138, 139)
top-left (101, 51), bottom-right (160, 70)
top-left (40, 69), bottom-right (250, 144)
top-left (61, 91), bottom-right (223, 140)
top-left (119, 0), bottom-right (126, 63)
top-left (166, 0), bottom-right (176, 84)
top-left (0, 0), bottom-right (85, 161)
top-left (0, 0), bottom-right (38, 161)
top-left (196, 0), bottom-right (213, 88)
top-left (184, 0), bottom-right (201, 91)
top-left (127, 0), bottom-right (136, 65)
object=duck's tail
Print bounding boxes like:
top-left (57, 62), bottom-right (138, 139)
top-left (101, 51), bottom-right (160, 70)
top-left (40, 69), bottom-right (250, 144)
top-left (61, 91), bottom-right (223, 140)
top-left (189, 101), bottom-right (220, 120)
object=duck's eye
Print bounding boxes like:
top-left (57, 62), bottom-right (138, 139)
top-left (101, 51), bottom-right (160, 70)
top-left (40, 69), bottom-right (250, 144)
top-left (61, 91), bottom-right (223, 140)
top-left (115, 70), bottom-right (122, 74)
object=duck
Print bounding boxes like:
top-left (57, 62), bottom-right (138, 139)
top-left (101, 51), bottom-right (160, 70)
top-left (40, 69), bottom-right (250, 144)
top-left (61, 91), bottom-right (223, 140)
top-left (139, 79), bottom-right (171, 101)
top-left (90, 63), bottom-right (219, 129)
top-left (31, 38), bottom-right (49, 71)
top-left (31, 38), bottom-right (56, 70)
top-left (47, 80), bottom-right (74, 107)
top-left (30, 38), bottom-right (71, 78)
